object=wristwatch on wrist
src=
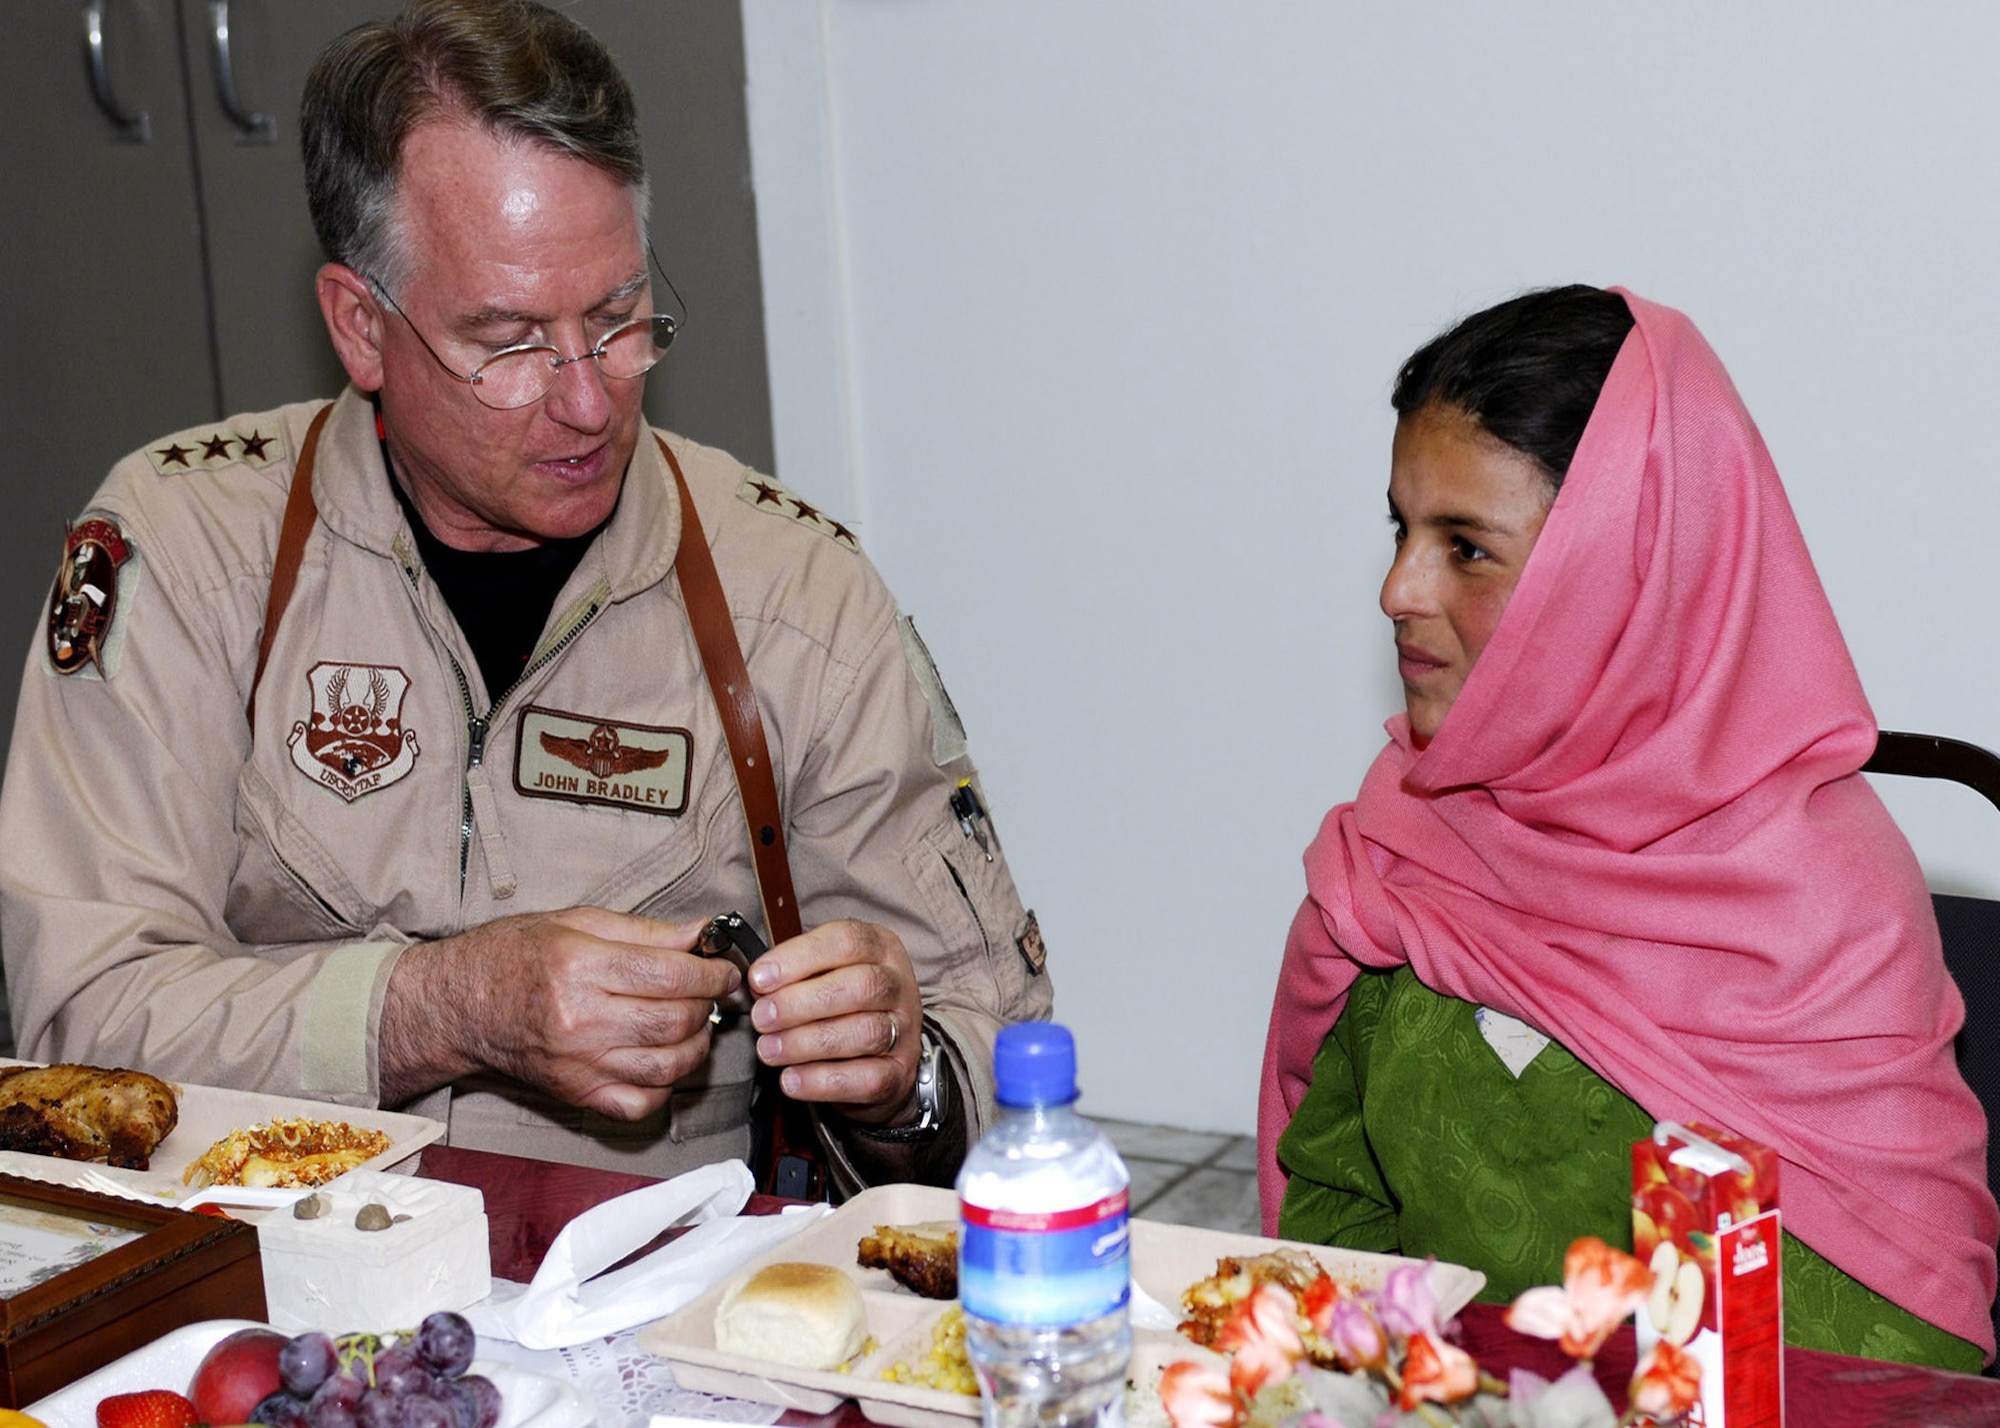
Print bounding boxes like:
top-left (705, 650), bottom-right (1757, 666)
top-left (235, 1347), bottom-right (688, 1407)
top-left (855, 1027), bottom-right (945, 1141)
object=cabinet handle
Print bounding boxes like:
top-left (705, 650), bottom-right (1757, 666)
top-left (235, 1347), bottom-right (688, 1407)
top-left (207, 0), bottom-right (274, 144)
top-left (82, 0), bottom-right (151, 143)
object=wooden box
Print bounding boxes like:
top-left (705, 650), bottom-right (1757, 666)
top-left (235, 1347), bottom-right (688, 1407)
top-left (0, 1175), bottom-right (265, 1406)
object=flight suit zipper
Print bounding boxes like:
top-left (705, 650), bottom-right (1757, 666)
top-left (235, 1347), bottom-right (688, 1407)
top-left (399, 551), bottom-right (605, 897)
top-left (454, 596), bottom-right (603, 895)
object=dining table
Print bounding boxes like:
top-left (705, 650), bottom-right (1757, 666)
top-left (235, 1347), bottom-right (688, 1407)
top-left (412, 1144), bottom-right (2000, 1428)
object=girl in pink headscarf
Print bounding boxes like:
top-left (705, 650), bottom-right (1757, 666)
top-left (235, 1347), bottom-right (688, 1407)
top-left (1259, 286), bottom-right (1997, 1369)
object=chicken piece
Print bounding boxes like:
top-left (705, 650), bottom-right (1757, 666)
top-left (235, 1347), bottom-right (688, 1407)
top-left (0, 1063), bottom-right (179, 1170)
top-left (1179, 1248), bottom-right (1334, 1349)
top-left (858, 1221), bottom-right (959, 1299)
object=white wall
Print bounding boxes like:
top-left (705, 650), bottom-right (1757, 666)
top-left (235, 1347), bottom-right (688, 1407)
top-left (740, 2), bottom-right (2000, 1134)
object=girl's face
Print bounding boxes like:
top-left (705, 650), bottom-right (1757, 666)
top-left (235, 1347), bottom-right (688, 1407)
top-left (1381, 403), bottom-right (1554, 747)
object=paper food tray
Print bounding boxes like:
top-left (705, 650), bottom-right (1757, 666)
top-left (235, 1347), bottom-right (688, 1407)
top-left (0, 1058), bottom-right (443, 1203)
top-left (25, 1320), bottom-right (593, 1428)
top-left (637, 1182), bottom-right (1486, 1428)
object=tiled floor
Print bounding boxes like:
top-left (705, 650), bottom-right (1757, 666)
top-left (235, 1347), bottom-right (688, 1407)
top-left (1094, 1118), bottom-right (1262, 1236)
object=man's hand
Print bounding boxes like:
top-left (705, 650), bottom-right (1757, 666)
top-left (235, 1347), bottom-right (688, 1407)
top-left (380, 907), bottom-right (740, 1119)
top-left (746, 920), bottom-right (924, 1126)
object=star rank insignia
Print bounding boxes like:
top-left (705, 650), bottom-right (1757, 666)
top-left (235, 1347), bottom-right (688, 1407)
top-left (146, 422), bottom-right (287, 476)
top-left (736, 473), bottom-right (859, 549)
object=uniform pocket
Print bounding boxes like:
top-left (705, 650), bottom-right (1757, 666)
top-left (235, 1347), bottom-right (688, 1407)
top-left (230, 766), bottom-right (367, 940)
top-left (904, 812), bottom-right (1037, 1006)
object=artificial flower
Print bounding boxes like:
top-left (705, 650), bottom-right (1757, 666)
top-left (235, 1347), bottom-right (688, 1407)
top-left (1325, 1294), bottom-right (1387, 1370)
top-left (1505, 1236), bottom-right (1655, 1361)
top-left (1373, 1260), bottom-right (1442, 1341)
top-left (1158, 1360), bottom-right (1240, 1428)
top-left (1214, 1282), bottom-right (1306, 1397)
top-left (1629, 1338), bottom-right (1702, 1421)
top-left (1157, 1237), bottom-right (1683, 1428)
top-left (1397, 1331), bottom-right (1479, 1411)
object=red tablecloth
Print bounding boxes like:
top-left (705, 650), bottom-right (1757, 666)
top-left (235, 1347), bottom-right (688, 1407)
top-left (415, 1145), bottom-right (2000, 1427)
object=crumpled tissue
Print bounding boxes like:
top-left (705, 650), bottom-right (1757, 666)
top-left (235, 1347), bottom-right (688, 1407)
top-left (465, 1159), bottom-right (831, 1349)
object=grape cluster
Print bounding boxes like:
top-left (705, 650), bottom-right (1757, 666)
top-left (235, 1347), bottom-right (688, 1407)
top-left (252, 1313), bottom-right (499, 1428)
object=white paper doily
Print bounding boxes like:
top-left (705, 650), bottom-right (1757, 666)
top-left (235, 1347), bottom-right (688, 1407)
top-left (477, 1321), bottom-right (782, 1428)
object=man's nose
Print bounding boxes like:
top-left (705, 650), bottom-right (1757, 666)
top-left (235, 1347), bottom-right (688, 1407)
top-left (542, 350), bottom-right (615, 430)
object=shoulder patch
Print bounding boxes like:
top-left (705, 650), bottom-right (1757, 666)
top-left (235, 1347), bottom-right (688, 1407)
top-left (47, 518), bottom-right (135, 678)
top-left (898, 615), bottom-right (968, 766)
top-left (736, 472), bottom-right (859, 550)
top-left (146, 421), bottom-right (286, 476)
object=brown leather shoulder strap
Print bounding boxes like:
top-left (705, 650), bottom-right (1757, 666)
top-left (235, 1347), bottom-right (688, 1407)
top-left (247, 402), bottom-right (334, 726)
top-left (659, 435), bottom-right (804, 944)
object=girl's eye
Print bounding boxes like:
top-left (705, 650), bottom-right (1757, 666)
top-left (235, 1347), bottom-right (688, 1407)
top-left (1451, 535), bottom-right (1490, 562)
top-left (1387, 515), bottom-right (1407, 544)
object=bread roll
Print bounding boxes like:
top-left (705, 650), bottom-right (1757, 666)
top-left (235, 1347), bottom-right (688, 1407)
top-left (715, 1261), bottom-right (869, 1370)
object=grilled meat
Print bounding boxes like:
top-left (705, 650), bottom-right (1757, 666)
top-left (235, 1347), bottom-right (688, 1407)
top-left (858, 1220), bottom-right (959, 1299)
top-left (0, 1063), bottom-right (179, 1170)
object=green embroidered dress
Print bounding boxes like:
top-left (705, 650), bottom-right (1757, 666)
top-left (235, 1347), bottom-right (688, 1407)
top-left (1275, 966), bottom-right (1981, 1373)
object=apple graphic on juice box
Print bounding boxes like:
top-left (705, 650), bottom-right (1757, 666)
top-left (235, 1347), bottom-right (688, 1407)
top-left (189, 1327), bottom-right (287, 1425)
top-left (1646, 1240), bottom-right (1708, 1346)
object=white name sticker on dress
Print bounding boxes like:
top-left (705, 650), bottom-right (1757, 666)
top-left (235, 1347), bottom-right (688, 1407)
top-left (1475, 1006), bottom-right (1551, 1079)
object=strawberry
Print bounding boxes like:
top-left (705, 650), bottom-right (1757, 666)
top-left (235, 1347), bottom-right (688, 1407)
top-left (95, 1390), bottom-right (199, 1428)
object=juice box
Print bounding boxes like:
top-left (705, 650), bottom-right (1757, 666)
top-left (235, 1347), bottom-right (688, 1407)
top-left (1633, 1121), bottom-right (1783, 1428)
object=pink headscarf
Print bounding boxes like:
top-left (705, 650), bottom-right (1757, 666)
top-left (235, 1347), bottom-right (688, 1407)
top-left (1258, 290), bottom-right (1998, 1355)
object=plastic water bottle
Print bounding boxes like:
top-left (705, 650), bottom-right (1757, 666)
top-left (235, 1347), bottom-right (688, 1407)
top-left (958, 1022), bottom-right (1132, 1428)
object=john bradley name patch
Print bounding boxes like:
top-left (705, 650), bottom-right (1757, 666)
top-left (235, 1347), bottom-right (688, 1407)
top-left (515, 706), bottom-right (691, 816)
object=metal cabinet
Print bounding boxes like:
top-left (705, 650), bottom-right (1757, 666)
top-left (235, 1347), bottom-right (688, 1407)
top-left (0, 0), bottom-right (773, 759)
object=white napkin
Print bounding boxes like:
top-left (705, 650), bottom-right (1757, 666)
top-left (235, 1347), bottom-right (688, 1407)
top-left (465, 1159), bottom-right (832, 1349)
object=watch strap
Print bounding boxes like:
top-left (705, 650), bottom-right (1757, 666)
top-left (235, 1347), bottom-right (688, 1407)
top-left (847, 1027), bottom-right (946, 1142)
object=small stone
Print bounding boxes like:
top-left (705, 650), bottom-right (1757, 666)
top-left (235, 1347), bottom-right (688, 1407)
top-left (354, 1202), bottom-right (393, 1231)
top-left (292, 1192), bottom-right (330, 1220)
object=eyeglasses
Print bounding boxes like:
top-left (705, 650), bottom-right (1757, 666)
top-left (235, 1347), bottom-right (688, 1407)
top-left (365, 257), bottom-right (683, 411)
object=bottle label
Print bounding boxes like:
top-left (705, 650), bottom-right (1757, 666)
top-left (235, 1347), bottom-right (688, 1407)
top-left (960, 1188), bottom-right (1131, 1326)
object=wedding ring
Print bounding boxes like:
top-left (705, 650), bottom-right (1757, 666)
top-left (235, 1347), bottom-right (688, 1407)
top-left (885, 1013), bottom-right (900, 1054)
top-left (708, 1001), bottom-right (722, 1026)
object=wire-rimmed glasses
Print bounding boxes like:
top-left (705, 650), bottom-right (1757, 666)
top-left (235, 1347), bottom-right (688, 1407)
top-left (365, 262), bottom-right (682, 411)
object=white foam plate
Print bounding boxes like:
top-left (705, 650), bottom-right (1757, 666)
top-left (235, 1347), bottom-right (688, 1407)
top-left (636, 1182), bottom-right (1486, 1428)
top-left (0, 1058), bottom-right (443, 1201)
top-left (25, 1320), bottom-right (594, 1428)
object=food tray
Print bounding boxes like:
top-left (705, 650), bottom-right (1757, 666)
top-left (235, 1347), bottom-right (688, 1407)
top-left (25, 1320), bottom-right (594, 1428)
top-left (636, 1183), bottom-right (1486, 1428)
top-left (0, 1059), bottom-right (443, 1203)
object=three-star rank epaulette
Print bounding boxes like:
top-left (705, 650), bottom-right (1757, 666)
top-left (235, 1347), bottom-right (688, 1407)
top-left (146, 421), bottom-right (285, 476)
top-left (737, 472), bottom-right (859, 550)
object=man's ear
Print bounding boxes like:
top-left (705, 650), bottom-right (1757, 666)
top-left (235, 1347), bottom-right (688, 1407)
top-left (317, 264), bottom-right (386, 392)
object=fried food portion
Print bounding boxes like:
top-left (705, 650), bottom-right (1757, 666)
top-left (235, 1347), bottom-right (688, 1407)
top-left (1179, 1248), bottom-right (1336, 1350)
top-left (0, 1063), bottom-right (179, 1170)
top-left (182, 1116), bottom-right (392, 1188)
top-left (857, 1220), bottom-right (959, 1299)
top-left (881, 1306), bottom-right (976, 1395)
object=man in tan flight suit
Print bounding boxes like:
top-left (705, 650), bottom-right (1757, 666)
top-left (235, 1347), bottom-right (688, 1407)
top-left (0, 0), bottom-right (1050, 1192)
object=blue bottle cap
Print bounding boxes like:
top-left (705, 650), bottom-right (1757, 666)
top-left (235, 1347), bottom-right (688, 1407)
top-left (994, 1022), bottom-right (1078, 1107)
